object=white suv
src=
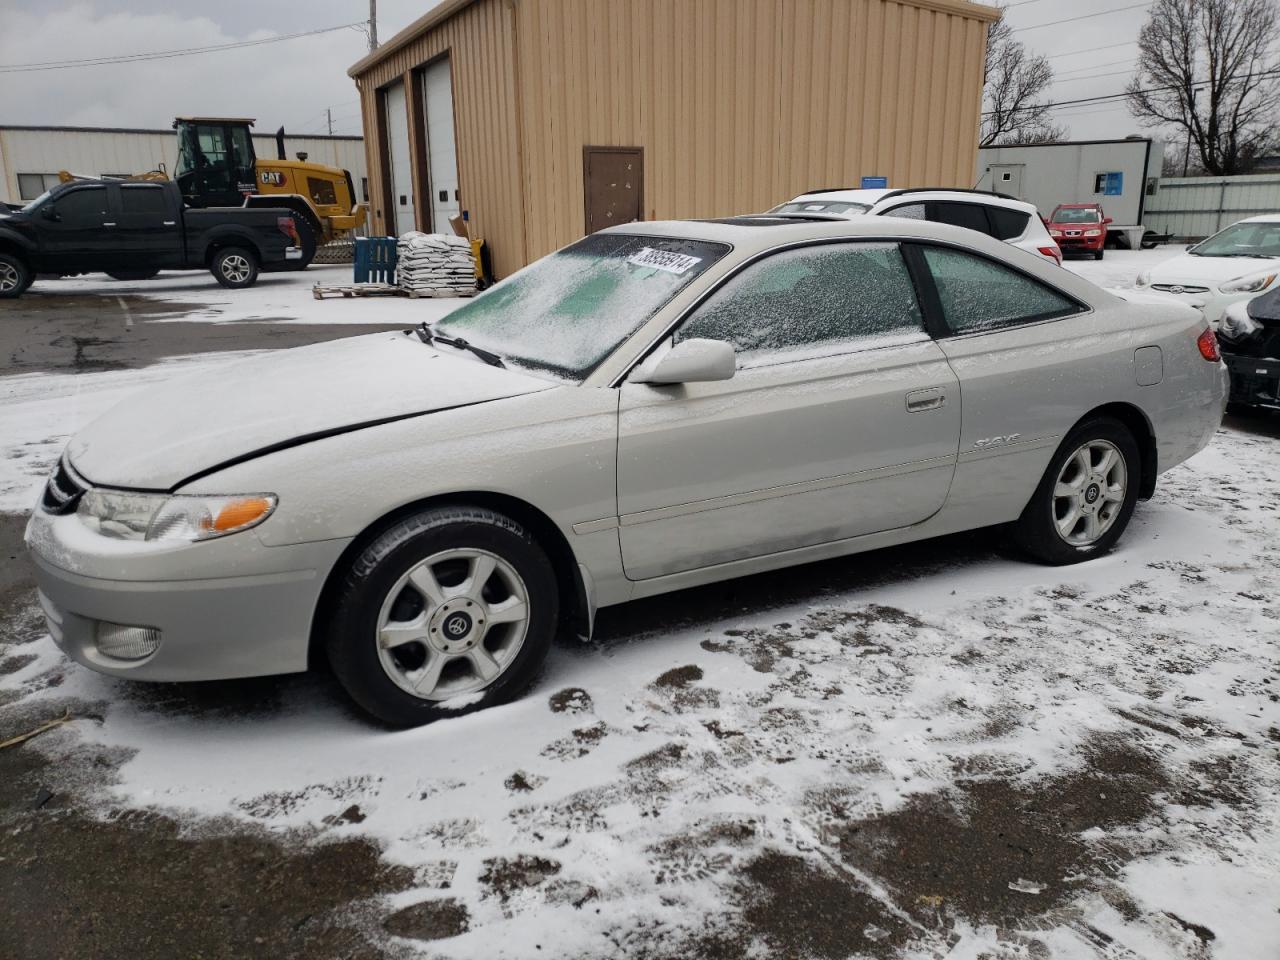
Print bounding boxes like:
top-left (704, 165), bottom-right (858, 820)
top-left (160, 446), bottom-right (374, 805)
top-left (769, 188), bottom-right (1063, 265)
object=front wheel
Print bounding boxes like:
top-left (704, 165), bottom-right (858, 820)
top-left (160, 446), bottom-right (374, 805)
top-left (1093, 248), bottom-right (1105, 260)
top-left (0, 253), bottom-right (31, 298)
top-left (325, 506), bottom-right (559, 726)
top-left (211, 247), bottom-right (259, 289)
top-left (1012, 418), bottom-right (1141, 565)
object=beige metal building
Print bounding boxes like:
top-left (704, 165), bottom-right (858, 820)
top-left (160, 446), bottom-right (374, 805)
top-left (349, 0), bottom-right (998, 278)
top-left (0, 125), bottom-right (367, 207)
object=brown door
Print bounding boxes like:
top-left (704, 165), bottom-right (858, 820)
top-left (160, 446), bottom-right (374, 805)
top-left (583, 147), bottom-right (643, 234)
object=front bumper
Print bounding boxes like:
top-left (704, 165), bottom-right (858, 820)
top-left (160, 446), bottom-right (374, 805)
top-left (1053, 233), bottom-right (1104, 253)
top-left (25, 508), bottom-right (349, 682)
top-left (1224, 352), bottom-right (1280, 409)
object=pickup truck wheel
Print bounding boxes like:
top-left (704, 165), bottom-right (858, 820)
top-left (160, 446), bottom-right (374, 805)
top-left (211, 247), bottom-right (259, 289)
top-left (106, 269), bottom-right (160, 281)
top-left (0, 253), bottom-right (30, 299)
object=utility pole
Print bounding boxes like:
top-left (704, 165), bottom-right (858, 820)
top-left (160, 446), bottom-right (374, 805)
top-left (327, 107), bottom-right (333, 135)
top-left (368, 0), bottom-right (378, 51)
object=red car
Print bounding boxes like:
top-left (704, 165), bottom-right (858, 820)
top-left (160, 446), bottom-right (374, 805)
top-left (1048, 203), bottom-right (1112, 260)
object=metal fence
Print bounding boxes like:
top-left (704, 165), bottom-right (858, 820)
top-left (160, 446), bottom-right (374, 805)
top-left (1144, 175), bottom-right (1280, 240)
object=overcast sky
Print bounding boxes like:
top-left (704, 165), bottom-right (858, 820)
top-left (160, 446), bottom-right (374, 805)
top-left (0, 1), bottom-right (1160, 141)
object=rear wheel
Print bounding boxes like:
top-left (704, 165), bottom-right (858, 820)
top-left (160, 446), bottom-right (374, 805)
top-left (1012, 418), bottom-right (1140, 565)
top-left (325, 506), bottom-right (559, 726)
top-left (0, 253), bottom-right (30, 299)
top-left (211, 247), bottom-right (259, 289)
top-left (106, 269), bottom-right (160, 281)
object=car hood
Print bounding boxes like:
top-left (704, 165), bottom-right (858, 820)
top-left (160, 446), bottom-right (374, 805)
top-left (67, 332), bottom-right (556, 490)
top-left (1148, 252), bottom-right (1279, 285)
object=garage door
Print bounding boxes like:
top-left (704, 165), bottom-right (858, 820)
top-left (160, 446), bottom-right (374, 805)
top-left (422, 56), bottom-right (459, 232)
top-left (383, 80), bottom-right (414, 236)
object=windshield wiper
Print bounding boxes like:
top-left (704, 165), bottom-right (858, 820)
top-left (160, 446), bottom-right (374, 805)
top-left (414, 322), bottom-right (505, 368)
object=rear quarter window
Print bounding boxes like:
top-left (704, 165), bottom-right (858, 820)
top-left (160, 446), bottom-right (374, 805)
top-left (987, 206), bottom-right (1031, 240)
top-left (920, 246), bottom-right (1082, 334)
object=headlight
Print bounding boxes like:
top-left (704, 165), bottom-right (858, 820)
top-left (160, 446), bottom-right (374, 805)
top-left (1135, 272), bottom-right (1151, 287)
top-left (1219, 272), bottom-right (1277, 294)
top-left (1084, 229), bottom-right (1103, 237)
top-left (77, 490), bottom-right (277, 542)
top-left (1050, 229), bottom-right (1063, 238)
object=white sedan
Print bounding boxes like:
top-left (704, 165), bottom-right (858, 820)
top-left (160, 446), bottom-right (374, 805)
top-left (1136, 215), bottom-right (1280, 323)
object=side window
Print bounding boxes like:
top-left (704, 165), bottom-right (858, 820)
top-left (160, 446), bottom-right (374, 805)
top-left (986, 206), bottom-right (1031, 241)
top-left (307, 177), bottom-right (338, 206)
top-left (51, 188), bottom-right (108, 225)
top-left (883, 203), bottom-right (925, 220)
top-left (930, 202), bottom-right (993, 237)
top-left (676, 243), bottom-right (924, 363)
top-left (120, 186), bottom-right (167, 216)
top-left (921, 246), bottom-right (1080, 334)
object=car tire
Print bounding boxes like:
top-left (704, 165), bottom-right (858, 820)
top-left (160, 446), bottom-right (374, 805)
top-left (0, 252), bottom-right (31, 299)
top-left (324, 506), bottom-right (559, 726)
top-left (211, 247), bottom-right (260, 289)
top-left (1011, 417), bottom-right (1141, 566)
top-left (1094, 248), bottom-right (1105, 260)
top-left (106, 269), bottom-right (160, 281)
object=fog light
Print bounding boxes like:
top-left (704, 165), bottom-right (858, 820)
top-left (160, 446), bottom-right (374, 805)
top-left (95, 621), bottom-right (161, 661)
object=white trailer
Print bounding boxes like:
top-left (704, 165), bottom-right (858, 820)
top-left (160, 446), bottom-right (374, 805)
top-left (976, 138), bottom-right (1166, 249)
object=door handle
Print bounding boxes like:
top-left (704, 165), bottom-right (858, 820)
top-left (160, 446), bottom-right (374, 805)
top-left (163, 220), bottom-right (176, 226)
top-left (102, 222), bottom-right (116, 227)
top-left (906, 389), bottom-right (946, 413)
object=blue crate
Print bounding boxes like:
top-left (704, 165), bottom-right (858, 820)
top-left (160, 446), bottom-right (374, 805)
top-left (355, 237), bottom-right (398, 284)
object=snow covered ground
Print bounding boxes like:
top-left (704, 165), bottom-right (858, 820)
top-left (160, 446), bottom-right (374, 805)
top-left (2, 248), bottom-right (1278, 958)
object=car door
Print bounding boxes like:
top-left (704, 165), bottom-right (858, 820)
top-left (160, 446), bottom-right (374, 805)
top-left (616, 241), bottom-right (961, 581)
top-left (908, 243), bottom-right (1095, 518)
top-left (37, 185), bottom-right (113, 271)
top-left (116, 183), bottom-right (180, 269)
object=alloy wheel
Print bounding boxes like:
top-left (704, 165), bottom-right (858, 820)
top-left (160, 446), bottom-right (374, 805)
top-left (374, 548), bottom-right (531, 701)
top-left (0, 262), bottom-right (18, 293)
top-left (220, 255), bottom-right (251, 283)
top-left (1052, 439), bottom-right (1127, 546)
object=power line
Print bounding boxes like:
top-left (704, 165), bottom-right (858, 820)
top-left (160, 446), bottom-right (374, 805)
top-left (1011, 2), bottom-right (1153, 33)
top-left (0, 22), bottom-right (364, 73)
top-left (1046, 41), bottom-right (1138, 61)
top-left (983, 68), bottom-right (1280, 117)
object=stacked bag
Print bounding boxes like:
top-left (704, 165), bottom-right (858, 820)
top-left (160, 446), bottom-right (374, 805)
top-left (396, 232), bottom-right (477, 297)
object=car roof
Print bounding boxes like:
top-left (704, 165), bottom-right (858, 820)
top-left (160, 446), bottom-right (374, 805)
top-left (783, 187), bottom-right (1037, 214)
top-left (1054, 203), bottom-right (1102, 209)
top-left (603, 213), bottom-right (1037, 257)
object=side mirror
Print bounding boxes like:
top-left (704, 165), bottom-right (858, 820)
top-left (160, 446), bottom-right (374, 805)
top-left (628, 338), bottom-right (737, 386)
top-left (41, 205), bottom-right (60, 222)
top-left (1103, 217), bottom-right (1113, 225)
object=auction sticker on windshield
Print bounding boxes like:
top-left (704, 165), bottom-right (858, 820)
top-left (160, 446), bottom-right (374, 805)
top-left (627, 247), bottom-right (703, 275)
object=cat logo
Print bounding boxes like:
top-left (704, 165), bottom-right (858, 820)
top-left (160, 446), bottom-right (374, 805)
top-left (260, 171), bottom-right (285, 187)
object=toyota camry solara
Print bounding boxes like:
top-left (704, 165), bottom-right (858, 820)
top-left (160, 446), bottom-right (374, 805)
top-left (26, 215), bottom-right (1227, 725)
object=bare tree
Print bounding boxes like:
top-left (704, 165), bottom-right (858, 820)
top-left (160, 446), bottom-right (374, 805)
top-left (981, 8), bottom-right (1066, 146)
top-left (1127, 0), bottom-right (1280, 175)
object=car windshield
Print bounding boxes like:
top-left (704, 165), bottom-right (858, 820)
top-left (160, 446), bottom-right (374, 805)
top-left (769, 201), bottom-right (871, 216)
top-left (21, 190), bottom-right (53, 213)
top-left (1190, 222), bottom-right (1280, 258)
top-left (1052, 208), bottom-right (1101, 224)
top-left (432, 233), bottom-right (730, 380)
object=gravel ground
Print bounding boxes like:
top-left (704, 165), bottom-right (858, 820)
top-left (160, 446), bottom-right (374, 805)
top-left (1, 257), bottom-right (1277, 960)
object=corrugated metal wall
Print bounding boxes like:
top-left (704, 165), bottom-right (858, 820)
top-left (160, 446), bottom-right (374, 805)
top-left (0, 127), bottom-right (367, 206)
top-left (1144, 175), bottom-right (1280, 241)
top-left (515, 0), bottom-right (992, 260)
top-left (352, 0), bottom-right (995, 276)
top-left (354, 0), bottom-right (526, 277)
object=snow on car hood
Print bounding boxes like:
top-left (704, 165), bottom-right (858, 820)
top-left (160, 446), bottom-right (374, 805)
top-left (1148, 252), bottom-right (1279, 286)
top-left (67, 332), bottom-right (555, 489)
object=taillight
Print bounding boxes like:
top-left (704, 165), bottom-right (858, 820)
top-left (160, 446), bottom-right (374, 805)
top-left (1038, 245), bottom-right (1063, 266)
top-left (277, 216), bottom-right (300, 246)
top-left (1197, 328), bottom-right (1221, 362)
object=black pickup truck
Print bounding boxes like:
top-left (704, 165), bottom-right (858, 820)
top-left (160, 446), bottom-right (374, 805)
top-left (0, 179), bottom-right (303, 298)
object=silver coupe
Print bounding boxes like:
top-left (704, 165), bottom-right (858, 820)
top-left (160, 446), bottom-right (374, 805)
top-left (26, 215), bottom-right (1228, 725)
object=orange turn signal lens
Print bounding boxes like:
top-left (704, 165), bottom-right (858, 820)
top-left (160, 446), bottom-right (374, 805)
top-left (203, 497), bottom-right (275, 533)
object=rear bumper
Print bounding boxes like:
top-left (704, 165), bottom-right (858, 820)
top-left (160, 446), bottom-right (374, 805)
top-left (1224, 352), bottom-right (1280, 408)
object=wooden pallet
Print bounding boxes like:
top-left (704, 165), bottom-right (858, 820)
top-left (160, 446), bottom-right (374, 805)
top-left (311, 283), bottom-right (405, 300)
top-left (405, 287), bottom-right (478, 299)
